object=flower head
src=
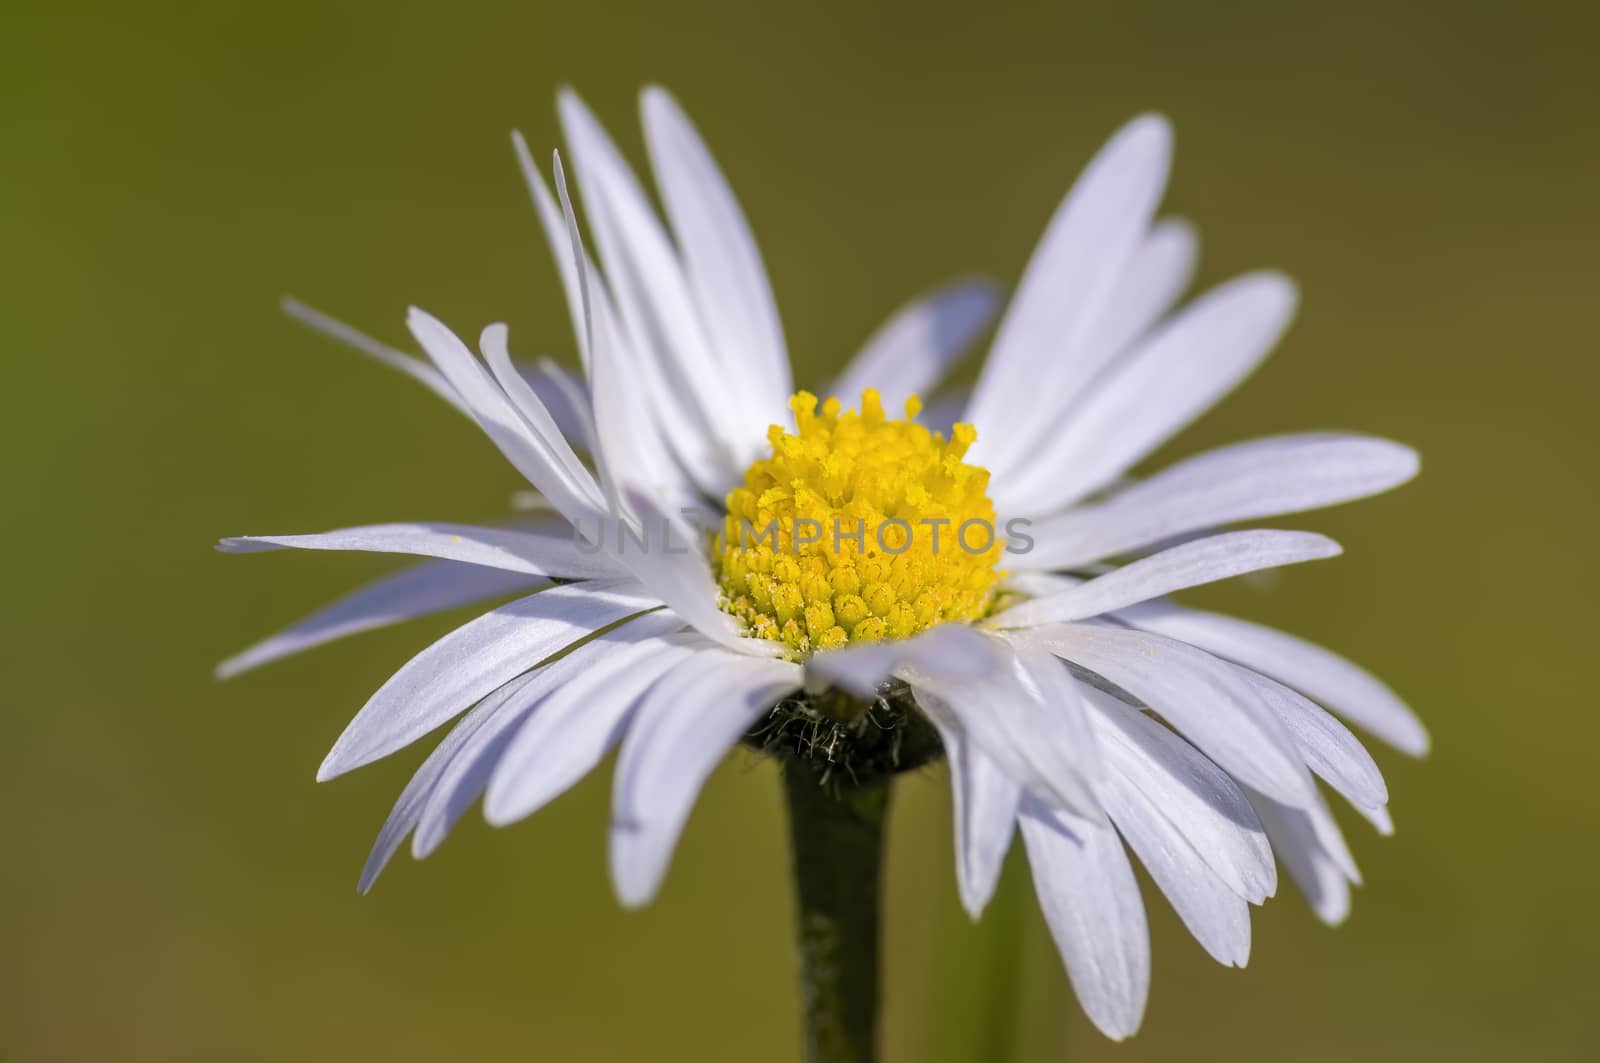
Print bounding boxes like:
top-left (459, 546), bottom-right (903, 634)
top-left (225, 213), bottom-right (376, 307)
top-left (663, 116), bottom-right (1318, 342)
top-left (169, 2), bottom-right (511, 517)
top-left (220, 86), bottom-right (1423, 1040)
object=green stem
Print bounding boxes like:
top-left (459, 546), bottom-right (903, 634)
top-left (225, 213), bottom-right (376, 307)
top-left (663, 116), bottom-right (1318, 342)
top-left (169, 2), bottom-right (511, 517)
top-left (781, 759), bottom-right (891, 1063)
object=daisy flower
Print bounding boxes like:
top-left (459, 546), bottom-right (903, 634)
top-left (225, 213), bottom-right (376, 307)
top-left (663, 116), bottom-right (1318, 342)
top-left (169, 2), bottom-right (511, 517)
top-left (221, 87), bottom-right (1423, 1044)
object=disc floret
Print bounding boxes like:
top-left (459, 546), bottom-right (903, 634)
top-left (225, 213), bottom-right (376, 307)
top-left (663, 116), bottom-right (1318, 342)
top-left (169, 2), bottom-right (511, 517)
top-left (716, 389), bottom-right (1003, 657)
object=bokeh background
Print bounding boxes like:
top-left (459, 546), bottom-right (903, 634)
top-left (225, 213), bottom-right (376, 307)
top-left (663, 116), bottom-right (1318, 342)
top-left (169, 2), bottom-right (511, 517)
top-left (5, 1), bottom-right (1597, 1059)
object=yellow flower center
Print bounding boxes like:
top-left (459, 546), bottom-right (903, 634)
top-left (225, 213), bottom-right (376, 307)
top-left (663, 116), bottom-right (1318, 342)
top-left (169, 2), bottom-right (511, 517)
top-left (716, 389), bottom-right (1003, 658)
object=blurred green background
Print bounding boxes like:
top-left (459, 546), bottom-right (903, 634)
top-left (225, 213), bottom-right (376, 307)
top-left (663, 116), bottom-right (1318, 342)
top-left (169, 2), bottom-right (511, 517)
top-left (4, 1), bottom-right (1596, 1059)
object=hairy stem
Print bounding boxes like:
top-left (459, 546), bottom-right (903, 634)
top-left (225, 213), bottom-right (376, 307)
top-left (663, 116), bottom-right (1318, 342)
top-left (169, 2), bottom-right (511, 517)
top-left (782, 759), bottom-right (891, 1063)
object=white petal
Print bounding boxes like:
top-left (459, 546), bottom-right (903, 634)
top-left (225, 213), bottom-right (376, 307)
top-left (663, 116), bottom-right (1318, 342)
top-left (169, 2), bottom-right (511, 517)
top-left (545, 154), bottom-right (632, 514)
top-left (1355, 802), bottom-right (1395, 836)
top-left (217, 559), bottom-right (545, 679)
top-left (615, 486), bottom-right (760, 653)
top-left (1001, 570), bottom-right (1082, 599)
top-left (413, 612), bottom-right (690, 855)
top-left (517, 138), bottom-right (709, 508)
top-left (803, 624), bottom-right (1004, 698)
top-left (905, 641), bottom-right (1103, 820)
top-left (1072, 217), bottom-right (1199, 384)
top-left (989, 218), bottom-right (1200, 501)
top-left (1030, 623), bottom-right (1316, 807)
top-left (1022, 433), bottom-right (1419, 569)
top-left (932, 721), bottom-right (1021, 918)
top-left (1247, 789), bottom-right (1357, 925)
top-left (991, 530), bottom-right (1340, 627)
top-left (406, 670), bottom-right (547, 860)
top-left (514, 131), bottom-right (730, 501)
top-left (406, 308), bottom-right (609, 525)
top-left (1116, 600), bottom-right (1428, 755)
top-left (1019, 801), bottom-right (1150, 1040)
top-left (1008, 638), bottom-right (1107, 786)
top-left (609, 650), bottom-right (802, 906)
top-left (316, 580), bottom-right (658, 780)
top-left (1000, 272), bottom-right (1298, 515)
top-left (512, 129), bottom-right (595, 375)
top-left (1256, 783), bottom-right (1361, 886)
top-left (1082, 685), bottom-right (1275, 903)
top-left (1097, 769), bottom-right (1252, 967)
top-left (518, 357), bottom-right (595, 452)
top-left (967, 114), bottom-right (1172, 479)
top-left (831, 278), bottom-right (1002, 414)
top-left (640, 86), bottom-right (792, 413)
top-left (484, 631), bottom-right (694, 826)
top-left (544, 155), bottom-right (721, 522)
top-left (557, 91), bottom-right (756, 474)
top-left (480, 323), bottom-right (604, 501)
top-left (218, 521), bottom-right (619, 578)
top-left (1236, 666), bottom-right (1388, 811)
top-left (281, 297), bottom-right (469, 417)
top-left (1302, 793), bottom-right (1361, 885)
top-left (357, 693), bottom-right (507, 893)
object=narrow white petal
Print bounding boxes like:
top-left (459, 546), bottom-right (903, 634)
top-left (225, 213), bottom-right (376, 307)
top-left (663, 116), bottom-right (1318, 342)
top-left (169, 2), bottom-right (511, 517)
top-left (968, 114), bottom-right (1172, 477)
top-left (803, 624), bottom-right (1004, 698)
top-left (1257, 783), bottom-right (1361, 885)
top-left (640, 86), bottom-right (792, 413)
top-left (357, 694), bottom-right (505, 893)
top-left (512, 129), bottom-right (594, 375)
top-left (1116, 600), bottom-right (1428, 755)
top-left (1001, 570), bottom-right (1082, 599)
top-left (517, 358), bottom-right (595, 452)
top-left (1237, 666), bottom-right (1388, 811)
top-left (407, 670), bottom-right (547, 860)
top-left (514, 135), bottom-right (713, 508)
top-left (281, 297), bottom-right (469, 417)
top-left (992, 218), bottom-right (1199, 497)
top-left (484, 631), bottom-right (693, 826)
top-left (932, 721), bottom-right (1021, 918)
top-left (480, 323), bottom-right (604, 500)
top-left (218, 521), bottom-right (620, 579)
top-left (547, 154), bottom-right (631, 515)
top-left (905, 641), bottom-right (1104, 820)
top-left (609, 651), bottom-right (802, 906)
top-left (413, 612), bottom-right (690, 855)
top-left (1019, 801), bottom-right (1150, 1040)
top-left (1097, 770), bottom-right (1252, 966)
top-left (514, 130), bottom-right (731, 500)
top-left (1247, 789), bottom-right (1357, 925)
top-left (1073, 217), bottom-right (1199, 383)
top-left (1023, 433), bottom-right (1419, 569)
top-left (831, 278), bottom-right (1002, 414)
top-left (406, 308), bottom-right (609, 525)
top-left (544, 154), bottom-right (717, 521)
top-left (1302, 793), bottom-right (1361, 885)
top-left (557, 91), bottom-right (758, 472)
top-left (991, 530), bottom-right (1340, 628)
top-left (316, 580), bottom-right (658, 780)
top-left (1000, 271), bottom-right (1298, 515)
top-left (616, 486), bottom-right (760, 653)
top-left (1082, 685), bottom-right (1275, 903)
top-left (1355, 802), bottom-right (1395, 836)
top-left (217, 560), bottom-right (546, 679)
top-left (1031, 623), bottom-right (1316, 807)
top-left (1008, 638), bottom-right (1107, 786)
